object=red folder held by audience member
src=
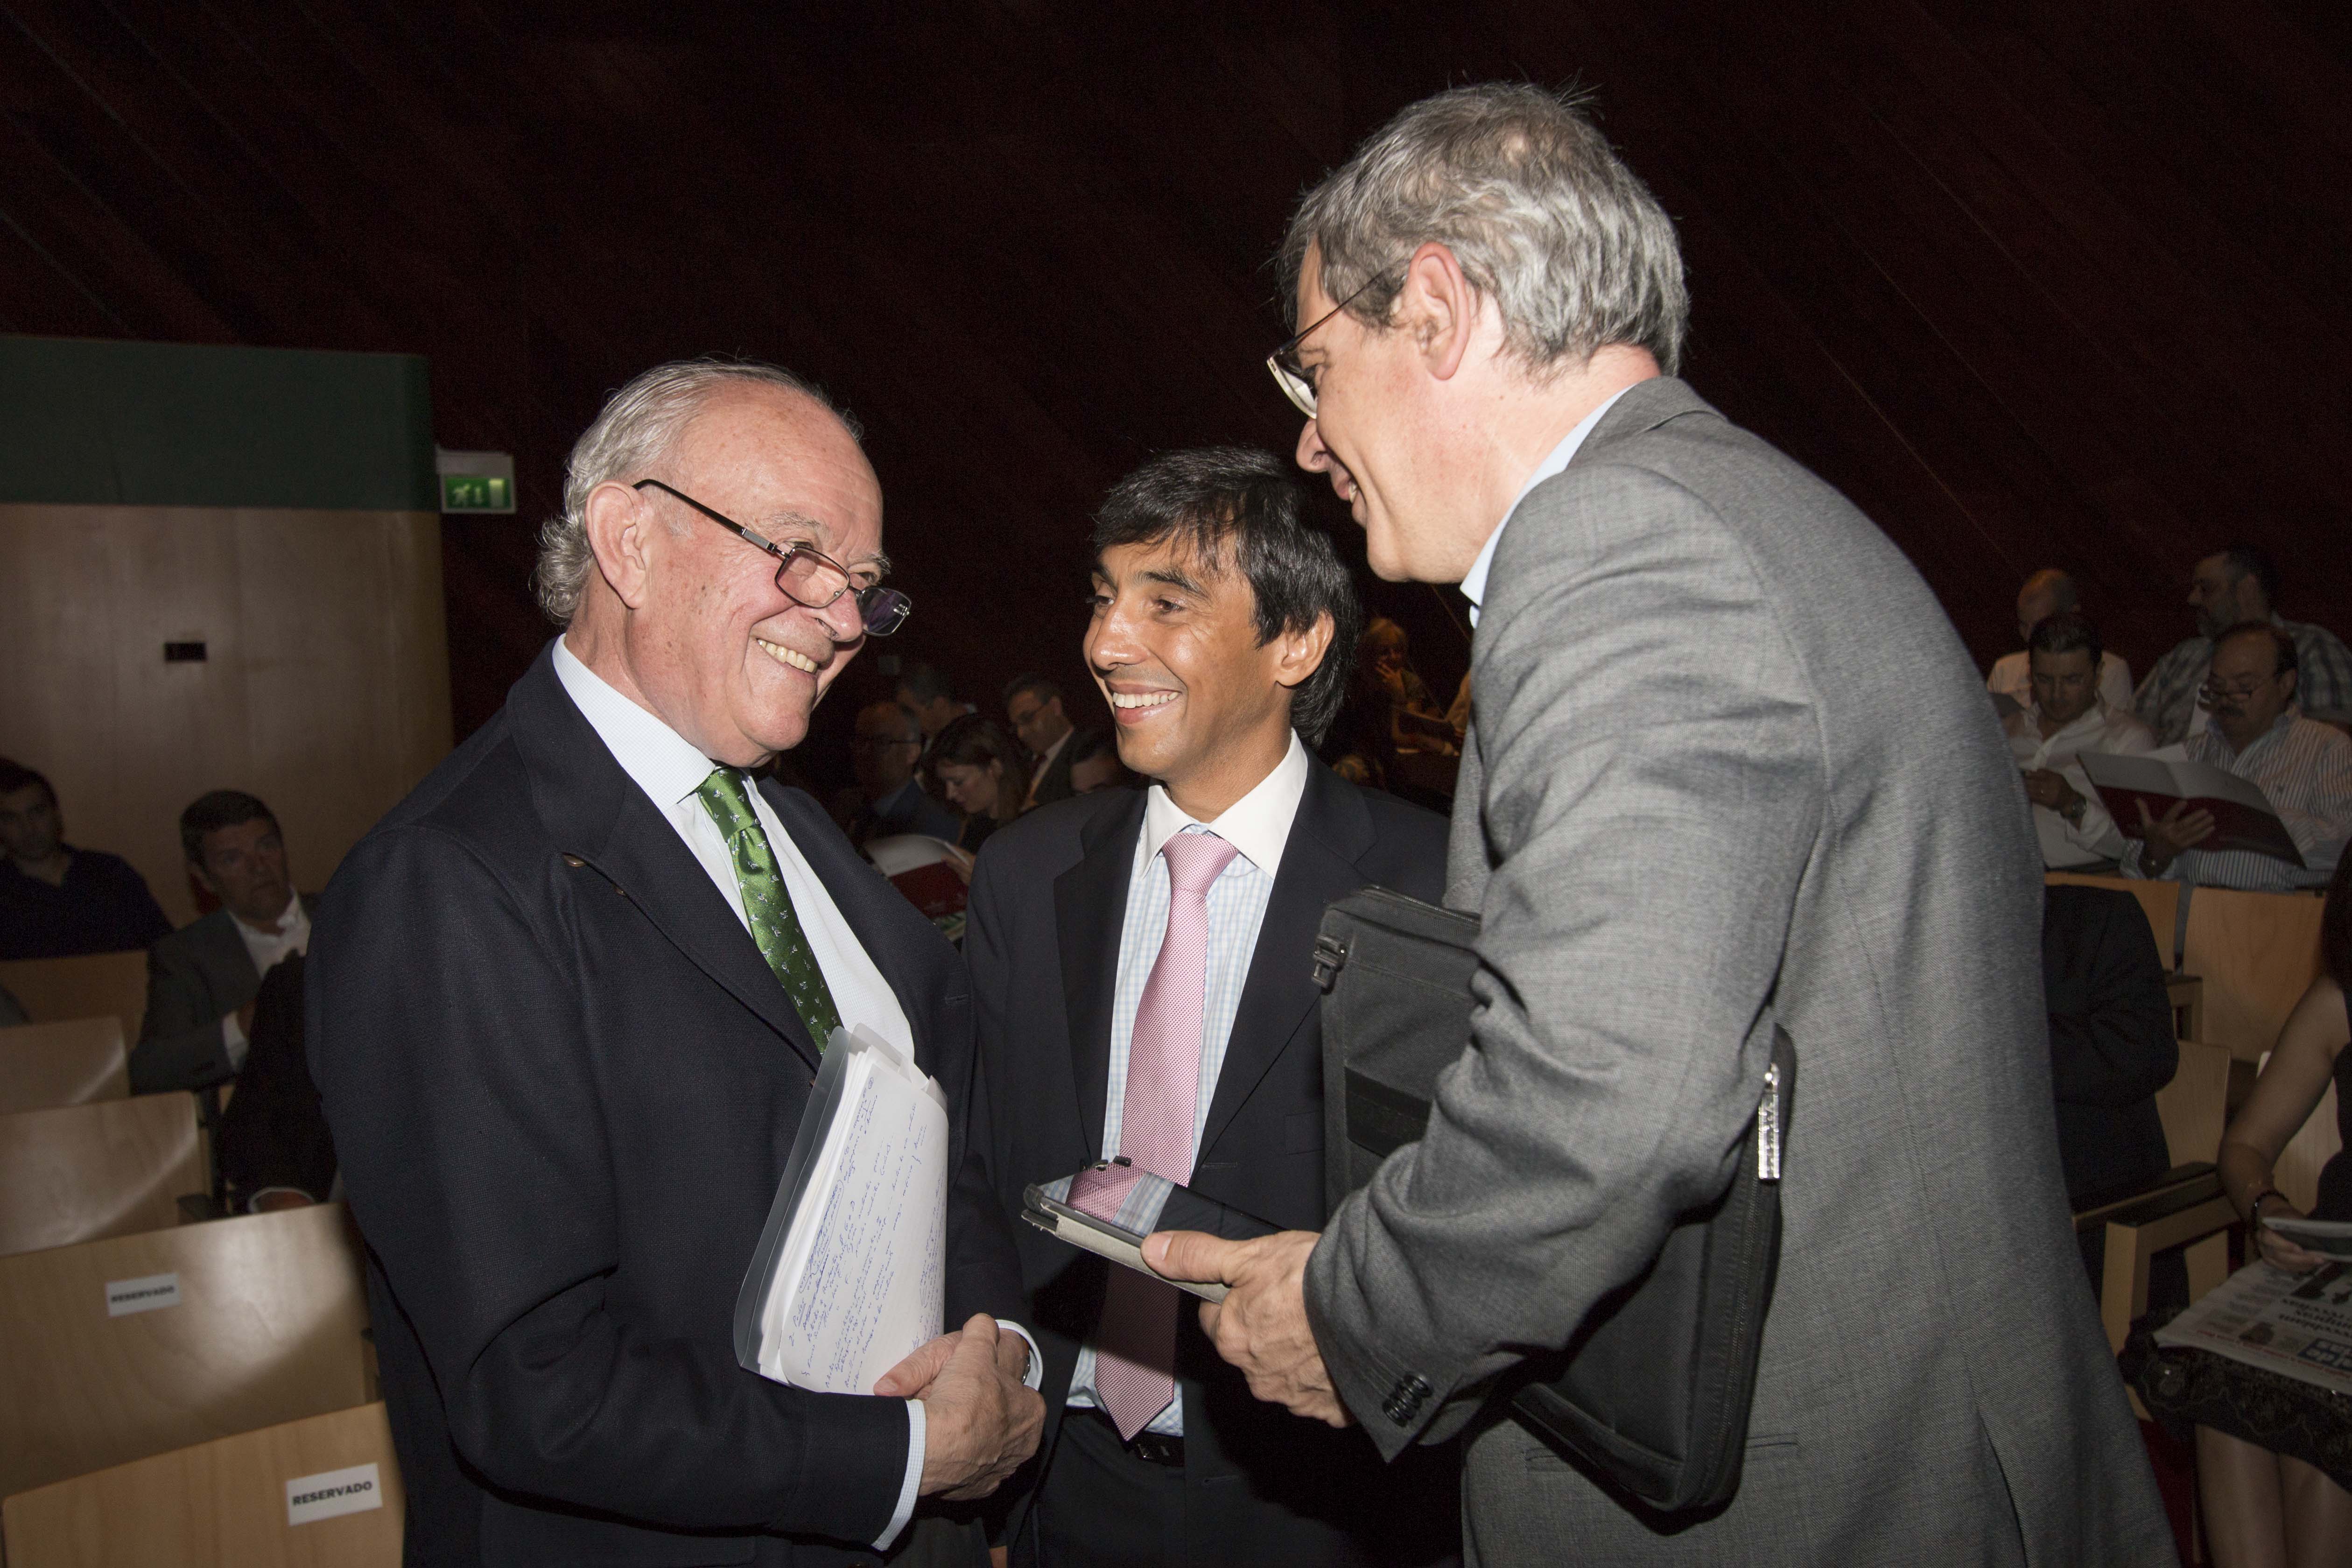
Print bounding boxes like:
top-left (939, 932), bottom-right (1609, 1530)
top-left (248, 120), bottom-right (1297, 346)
top-left (2078, 751), bottom-right (2304, 866)
top-left (862, 834), bottom-right (969, 920)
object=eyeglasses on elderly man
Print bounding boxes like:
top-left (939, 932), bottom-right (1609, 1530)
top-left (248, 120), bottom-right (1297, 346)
top-left (632, 477), bottom-right (913, 636)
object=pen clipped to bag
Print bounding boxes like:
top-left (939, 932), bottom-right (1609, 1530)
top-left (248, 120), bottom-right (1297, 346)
top-left (1021, 1158), bottom-right (1281, 1304)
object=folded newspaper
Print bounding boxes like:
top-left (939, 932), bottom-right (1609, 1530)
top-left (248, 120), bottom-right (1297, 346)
top-left (2155, 1259), bottom-right (2352, 1397)
top-left (732, 1025), bottom-right (948, 1395)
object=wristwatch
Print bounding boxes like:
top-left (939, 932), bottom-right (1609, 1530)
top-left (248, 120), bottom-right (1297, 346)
top-left (2247, 1187), bottom-right (2287, 1228)
top-left (2061, 794), bottom-right (2087, 826)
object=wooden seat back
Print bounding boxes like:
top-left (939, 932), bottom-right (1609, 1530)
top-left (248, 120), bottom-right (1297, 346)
top-left (0, 1202), bottom-right (370, 1501)
top-left (0, 1093), bottom-right (206, 1259)
top-left (2045, 872), bottom-right (2183, 969)
top-left (2156, 1038), bottom-right (2232, 1170)
top-left (2, 1400), bottom-right (401, 1566)
top-left (0, 950), bottom-right (150, 1043)
top-left (0, 1016), bottom-right (130, 1114)
top-left (2181, 888), bottom-right (2328, 1062)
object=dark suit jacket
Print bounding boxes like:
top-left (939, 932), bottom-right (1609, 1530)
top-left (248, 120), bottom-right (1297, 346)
top-left (307, 644), bottom-right (1022, 1567)
top-left (134, 897), bottom-right (317, 1093)
top-left (962, 758), bottom-right (1458, 1565)
top-left (2042, 885), bottom-right (2177, 1199)
top-left (1024, 727), bottom-right (1099, 811)
top-left (218, 952), bottom-right (337, 1208)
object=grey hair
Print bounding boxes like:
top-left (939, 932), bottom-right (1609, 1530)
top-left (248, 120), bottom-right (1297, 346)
top-left (530, 356), bottom-right (864, 626)
top-left (1278, 83), bottom-right (1689, 377)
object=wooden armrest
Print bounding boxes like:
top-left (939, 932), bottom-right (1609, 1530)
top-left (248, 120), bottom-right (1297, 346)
top-left (2071, 1163), bottom-right (2218, 1231)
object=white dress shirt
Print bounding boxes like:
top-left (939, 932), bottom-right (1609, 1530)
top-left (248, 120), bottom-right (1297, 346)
top-left (2002, 700), bottom-right (2158, 867)
top-left (1460, 386), bottom-right (1636, 623)
top-left (1986, 650), bottom-right (2133, 716)
top-left (552, 640), bottom-right (942, 1547)
top-left (2123, 709), bottom-right (2352, 893)
top-left (1066, 731), bottom-right (1310, 1436)
top-left (218, 891), bottom-right (311, 1069)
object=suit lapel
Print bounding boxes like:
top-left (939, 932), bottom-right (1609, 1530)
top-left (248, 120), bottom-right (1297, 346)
top-left (1055, 790), bottom-right (1144, 1160)
top-left (581, 787), bottom-right (821, 1070)
top-left (759, 779), bottom-right (934, 1066)
top-left (1198, 763), bottom-right (1374, 1159)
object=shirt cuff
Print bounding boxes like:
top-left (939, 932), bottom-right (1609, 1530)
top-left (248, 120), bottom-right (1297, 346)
top-left (874, 1399), bottom-right (924, 1552)
top-left (220, 1011), bottom-right (249, 1072)
top-left (996, 1319), bottom-right (1045, 1390)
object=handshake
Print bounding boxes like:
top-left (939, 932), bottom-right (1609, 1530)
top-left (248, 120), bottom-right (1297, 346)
top-left (875, 1314), bottom-right (1047, 1499)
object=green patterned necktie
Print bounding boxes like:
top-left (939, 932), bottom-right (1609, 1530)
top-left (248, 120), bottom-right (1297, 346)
top-left (694, 767), bottom-right (844, 1049)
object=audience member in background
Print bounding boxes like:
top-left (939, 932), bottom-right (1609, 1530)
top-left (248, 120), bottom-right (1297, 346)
top-left (897, 660), bottom-right (973, 759)
top-left (2135, 546), bottom-right (2352, 745)
top-left (2126, 621), bottom-right (2352, 892)
top-left (1005, 673), bottom-right (1094, 809)
top-left (930, 713), bottom-right (1029, 854)
top-left (1362, 617), bottom-right (1460, 754)
top-left (848, 699), bottom-right (962, 845)
top-left (1065, 727), bottom-right (1136, 794)
top-left (2040, 883), bottom-right (2178, 1299)
top-left (2203, 852), bottom-right (2352, 1566)
top-left (217, 951), bottom-right (337, 1213)
top-left (1986, 568), bottom-right (2132, 718)
top-left (0, 759), bottom-right (170, 961)
top-left (133, 790), bottom-right (312, 1093)
top-left (2004, 612), bottom-right (2158, 868)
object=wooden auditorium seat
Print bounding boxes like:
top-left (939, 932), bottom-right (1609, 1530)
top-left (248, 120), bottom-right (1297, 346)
top-left (0, 1016), bottom-right (130, 1115)
top-left (0, 950), bottom-right (151, 1044)
top-left (0, 1202), bottom-right (371, 1502)
top-left (0, 1093), bottom-right (206, 1259)
top-left (2077, 1039), bottom-right (2238, 1357)
top-left (1, 1401), bottom-right (402, 1567)
top-left (2179, 888), bottom-right (2327, 1063)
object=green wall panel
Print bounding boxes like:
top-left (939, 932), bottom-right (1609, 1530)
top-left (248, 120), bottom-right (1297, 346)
top-left (0, 336), bottom-right (435, 510)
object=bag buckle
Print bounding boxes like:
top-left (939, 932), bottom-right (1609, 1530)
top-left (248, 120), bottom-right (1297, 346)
top-left (1311, 933), bottom-right (1349, 992)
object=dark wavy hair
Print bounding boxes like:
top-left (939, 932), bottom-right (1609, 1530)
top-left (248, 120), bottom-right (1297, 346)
top-left (1090, 447), bottom-right (1362, 746)
top-left (928, 714), bottom-right (1031, 814)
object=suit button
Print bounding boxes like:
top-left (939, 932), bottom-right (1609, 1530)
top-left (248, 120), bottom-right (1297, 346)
top-left (1382, 1373), bottom-right (1432, 1426)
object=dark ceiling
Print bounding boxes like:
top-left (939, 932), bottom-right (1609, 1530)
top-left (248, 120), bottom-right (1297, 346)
top-left (5, 0), bottom-right (2348, 792)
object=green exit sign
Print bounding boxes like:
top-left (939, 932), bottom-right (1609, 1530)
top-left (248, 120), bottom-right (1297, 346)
top-left (442, 473), bottom-right (512, 511)
top-left (435, 447), bottom-right (517, 514)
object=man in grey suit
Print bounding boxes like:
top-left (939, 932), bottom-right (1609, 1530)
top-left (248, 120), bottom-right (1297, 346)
top-left (1151, 84), bottom-right (2175, 1564)
top-left (133, 790), bottom-right (313, 1094)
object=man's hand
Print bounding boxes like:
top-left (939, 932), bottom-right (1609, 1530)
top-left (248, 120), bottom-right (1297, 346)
top-left (2137, 798), bottom-right (2215, 872)
top-left (2020, 768), bottom-right (2079, 814)
top-left (1144, 1230), bottom-right (1351, 1427)
top-left (887, 1315), bottom-right (1042, 1500)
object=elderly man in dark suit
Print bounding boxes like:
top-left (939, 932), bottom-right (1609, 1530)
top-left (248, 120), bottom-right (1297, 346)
top-left (963, 449), bottom-right (1456, 1567)
top-left (309, 359), bottom-right (1041, 1567)
top-left (1155, 85), bottom-right (2175, 1565)
top-left (133, 790), bottom-right (314, 1094)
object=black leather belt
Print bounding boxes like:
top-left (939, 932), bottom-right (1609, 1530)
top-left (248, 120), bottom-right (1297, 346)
top-left (1081, 1407), bottom-right (1184, 1467)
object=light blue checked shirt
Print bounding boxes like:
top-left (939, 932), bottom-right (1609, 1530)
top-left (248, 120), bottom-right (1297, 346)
top-left (1067, 732), bottom-right (1310, 1436)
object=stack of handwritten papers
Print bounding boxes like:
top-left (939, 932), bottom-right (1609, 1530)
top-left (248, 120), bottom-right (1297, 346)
top-left (733, 1025), bottom-right (948, 1394)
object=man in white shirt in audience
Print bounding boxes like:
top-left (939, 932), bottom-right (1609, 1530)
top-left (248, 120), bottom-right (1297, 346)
top-left (132, 790), bottom-right (313, 1094)
top-left (2133, 544), bottom-right (2352, 744)
top-left (2004, 612), bottom-right (2157, 869)
top-left (2127, 620), bottom-right (2352, 892)
top-left (1987, 568), bottom-right (2132, 718)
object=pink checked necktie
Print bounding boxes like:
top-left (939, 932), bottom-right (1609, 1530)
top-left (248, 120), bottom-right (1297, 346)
top-left (1072, 829), bottom-right (1239, 1439)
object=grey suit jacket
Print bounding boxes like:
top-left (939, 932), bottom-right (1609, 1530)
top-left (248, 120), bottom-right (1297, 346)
top-left (133, 898), bottom-right (315, 1094)
top-left (1303, 380), bottom-right (2172, 1566)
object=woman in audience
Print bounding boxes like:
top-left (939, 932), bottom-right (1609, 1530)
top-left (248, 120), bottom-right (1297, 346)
top-left (2204, 852), bottom-right (2352, 1566)
top-left (928, 713), bottom-right (1029, 855)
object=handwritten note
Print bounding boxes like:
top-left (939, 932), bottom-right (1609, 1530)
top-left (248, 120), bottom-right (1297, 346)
top-left (747, 1028), bottom-right (948, 1395)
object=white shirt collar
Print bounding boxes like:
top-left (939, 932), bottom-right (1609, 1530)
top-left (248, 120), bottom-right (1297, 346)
top-left (552, 637), bottom-right (726, 810)
top-left (1140, 731), bottom-right (1309, 877)
top-left (1460, 385), bottom-right (1637, 625)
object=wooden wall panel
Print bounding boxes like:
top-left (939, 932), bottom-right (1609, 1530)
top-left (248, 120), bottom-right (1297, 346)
top-left (0, 506), bottom-right (451, 926)
top-left (0, 1), bottom-right (2341, 802)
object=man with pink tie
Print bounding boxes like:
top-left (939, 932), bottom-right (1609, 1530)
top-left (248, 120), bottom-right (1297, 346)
top-left (959, 447), bottom-right (1456, 1566)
